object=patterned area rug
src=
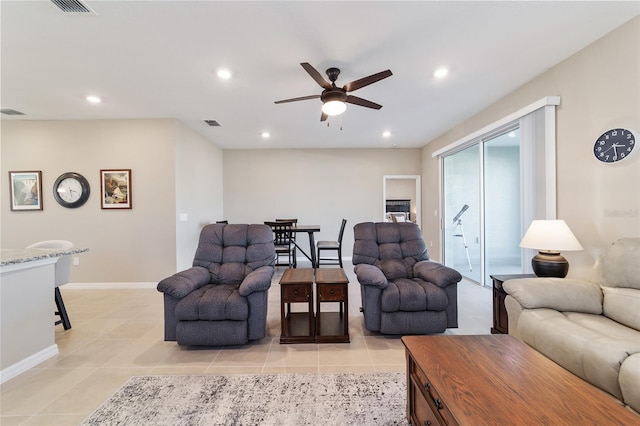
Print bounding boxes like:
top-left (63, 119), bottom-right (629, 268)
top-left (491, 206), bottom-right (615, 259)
top-left (82, 372), bottom-right (407, 425)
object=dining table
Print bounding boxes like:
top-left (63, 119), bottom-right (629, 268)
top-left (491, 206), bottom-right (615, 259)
top-left (290, 225), bottom-right (320, 268)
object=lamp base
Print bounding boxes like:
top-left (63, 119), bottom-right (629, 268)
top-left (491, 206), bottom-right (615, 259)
top-left (531, 251), bottom-right (569, 278)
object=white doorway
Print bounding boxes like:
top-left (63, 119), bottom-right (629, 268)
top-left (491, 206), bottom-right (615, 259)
top-left (383, 175), bottom-right (421, 228)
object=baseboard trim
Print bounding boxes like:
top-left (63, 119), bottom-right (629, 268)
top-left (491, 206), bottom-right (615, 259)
top-left (65, 282), bottom-right (157, 289)
top-left (0, 344), bottom-right (59, 384)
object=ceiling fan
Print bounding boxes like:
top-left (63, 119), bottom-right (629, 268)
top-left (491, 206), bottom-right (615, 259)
top-left (275, 62), bottom-right (392, 121)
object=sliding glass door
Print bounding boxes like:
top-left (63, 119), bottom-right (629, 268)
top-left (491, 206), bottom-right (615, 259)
top-left (442, 127), bottom-right (522, 286)
top-left (483, 129), bottom-right (522, 285)
top-left (443, 145), bottom-right (481, 282)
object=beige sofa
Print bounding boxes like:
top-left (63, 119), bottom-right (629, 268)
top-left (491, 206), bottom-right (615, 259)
top-left (504, 237), bottom-right (640, 414)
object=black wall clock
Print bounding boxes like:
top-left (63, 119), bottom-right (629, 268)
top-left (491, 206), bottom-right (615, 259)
top-left (53, 172), bottom-right (90, 208)
top-left (593, 128), bottom-right (638, 163)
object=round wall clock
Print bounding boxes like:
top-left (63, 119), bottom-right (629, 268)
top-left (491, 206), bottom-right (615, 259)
top-left (593, 128), bottom-right (638, 163)
top-left (53, 172), bottom-right (90, 208)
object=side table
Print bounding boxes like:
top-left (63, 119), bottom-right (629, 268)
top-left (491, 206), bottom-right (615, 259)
top-left (315, 268), bottom-right (350, 343)
top-left (279, 268), bottom-right (315, 343)
top-left (490, 274), bottom-right (535, 334)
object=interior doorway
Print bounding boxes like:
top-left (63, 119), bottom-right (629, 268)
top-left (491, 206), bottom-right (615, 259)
top-left (383, 175), bottom-right (421, 228)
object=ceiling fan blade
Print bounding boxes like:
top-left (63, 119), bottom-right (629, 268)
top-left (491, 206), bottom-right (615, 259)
top-left (301, 62), bottom-right (332, 89)
top-left (320, 111), bottom-right (328, 122)
top-left (343, 70), bottom-right (392, 92)
top-left (346, 95), bottom-right (383, 110)
top-left (274, 94), bottom-right (320, 104)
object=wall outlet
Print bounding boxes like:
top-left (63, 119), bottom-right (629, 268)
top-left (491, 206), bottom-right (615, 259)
top-left (179, 213), bottom-right (188, 222)
top-left (73, 257), bottom-right (80, 266)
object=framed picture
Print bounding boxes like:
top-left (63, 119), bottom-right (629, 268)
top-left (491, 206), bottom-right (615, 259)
top-left (100, 169), bottom-right (132, 209)
top-left (9, 171), bottom-right (43, 211)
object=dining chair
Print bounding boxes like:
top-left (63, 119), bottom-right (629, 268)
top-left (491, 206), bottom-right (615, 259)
top-left (276, 218), bottom-right (298, 267)
top-left (265, 221), bottom-right (295, 268)
top-left (26, 240), bottom-right (74, 330)
top-left (316, 218), bottom-right (347, 268)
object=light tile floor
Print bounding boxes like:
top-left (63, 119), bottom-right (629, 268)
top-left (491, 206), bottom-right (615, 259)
top-left (0, 267), bottom-right (491, 425)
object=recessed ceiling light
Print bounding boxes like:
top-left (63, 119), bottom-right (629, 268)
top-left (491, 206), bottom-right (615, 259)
top-left (86, 95), bottom-right (101, 103)
top-left (217, 68), bottom-right (232, 79)
top-left (261, 131), bottom-right (270, 139)
top-left (433, 67), bottom-right (449, 79)
top-left (382, 131), bottom-right (392, 138)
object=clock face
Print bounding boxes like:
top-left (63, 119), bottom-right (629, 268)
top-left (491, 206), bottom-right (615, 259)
top-left (57, 178), bottom-right (83, 202)
top-left (593, 128), bottom-right (638, 163)
top-left (53, 172), bottom-right (90, 208)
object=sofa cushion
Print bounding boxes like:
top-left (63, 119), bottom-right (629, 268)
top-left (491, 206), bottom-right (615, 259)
top-left (174, 283), bottom-right (248, 321)
top-left (380, 278), bottom-right (448, 312)
top-left (596, 237), bottom-right (640, 290)
top-left (516, 308), bottom-right (640, 401)
top-left (564, 312), bottom-right (640, 341)
top-left (602, 287), bottom-right (640, 332)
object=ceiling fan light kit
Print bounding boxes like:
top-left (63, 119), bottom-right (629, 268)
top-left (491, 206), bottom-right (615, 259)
top-left (275, 62), bottom-right (392, 122)
top-left (321, 100), bottom-right (347, 116)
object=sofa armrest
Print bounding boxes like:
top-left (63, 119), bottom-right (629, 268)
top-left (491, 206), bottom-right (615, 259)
top-left (503, 278), bottom-right (603, 314)
top-left (157, 266), bottom-right (210, 299)
top-left (354, 264), bottom-right (389, 289)
top-left (238, 266), bottom-right (274, 296)
top-left (413, 260), bottom-right (462, 288)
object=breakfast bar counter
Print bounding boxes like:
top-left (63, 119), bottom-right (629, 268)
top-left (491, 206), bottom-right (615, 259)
top-left (0, 247), bottom-right (88, 383)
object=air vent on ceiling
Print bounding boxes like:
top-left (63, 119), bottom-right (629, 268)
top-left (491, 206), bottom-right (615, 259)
top-left (0, 108), bottom-right (26, 116)
top-left (50, 0), bottom-right (96, 14)
top-left (204, 120), bottom-right (221, 127)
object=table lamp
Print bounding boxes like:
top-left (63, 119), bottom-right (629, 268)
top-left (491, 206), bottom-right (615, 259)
top-left (519, 220), bottom-right (583, 278)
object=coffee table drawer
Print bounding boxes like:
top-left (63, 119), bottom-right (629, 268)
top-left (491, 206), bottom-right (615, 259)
top-left (282, 284), bottom-right (311, 302)
top-left (409, 374), bottom-right (444, 426)
top-left (409, 358), bottom-right (456, 425)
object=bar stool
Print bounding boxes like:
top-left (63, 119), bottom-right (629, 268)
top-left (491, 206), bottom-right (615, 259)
top-left (26, 240), bottom-right (74, 330)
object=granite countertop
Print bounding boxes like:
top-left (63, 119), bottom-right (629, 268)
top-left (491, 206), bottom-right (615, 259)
top-left (0, 247), bottom-right (89, 267)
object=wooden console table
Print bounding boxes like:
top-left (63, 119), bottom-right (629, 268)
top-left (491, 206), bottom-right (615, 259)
top-left (402, 335), bottom-right (639, 425)
top-left (279, 268), bottom-right (315, 343)
top-left (315, 268), bottom-right (349, 343)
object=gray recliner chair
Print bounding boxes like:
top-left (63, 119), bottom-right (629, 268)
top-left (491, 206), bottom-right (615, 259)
top-left (353, 222), bottom-right (462, 335)
top-left (157, 224), bottom-right (276, 346)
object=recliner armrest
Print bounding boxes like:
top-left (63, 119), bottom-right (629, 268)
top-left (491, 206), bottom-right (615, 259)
top-left (157, 266), bottom-right (210, 299)
top-left (503, 278), bottom-right (603, 314)
top-left (354, 264), bottom-right (389, 289)
top-left (413, 260), bottom-right (462, 288)
top-left (238, 266), bottom-right (274, 296)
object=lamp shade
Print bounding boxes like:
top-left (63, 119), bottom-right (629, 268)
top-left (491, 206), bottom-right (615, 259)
top-left (520, 220), bottom-right (583, 252)
top-left (321, 100), bottom-right (347, 116)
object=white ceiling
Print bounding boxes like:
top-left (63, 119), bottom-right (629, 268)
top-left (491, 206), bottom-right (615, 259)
top-left (2, 1), bottom-right (638, 149)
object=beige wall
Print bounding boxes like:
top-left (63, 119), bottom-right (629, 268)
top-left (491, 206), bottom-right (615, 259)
top-left (421, 17), bottom-right (640, 280)
top-left (223, 148), bottom-right (422, 259)
top-left (174, 124), bottom-right (224, 271)
top-left (1, 119), bottom-right (223, 283)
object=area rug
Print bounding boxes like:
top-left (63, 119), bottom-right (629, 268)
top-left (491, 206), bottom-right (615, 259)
top-left (82, 372), bottom-right (407, 425)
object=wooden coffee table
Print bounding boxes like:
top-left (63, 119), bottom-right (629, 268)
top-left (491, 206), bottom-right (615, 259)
top-left (402, 335), bottom-right (639, 425)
